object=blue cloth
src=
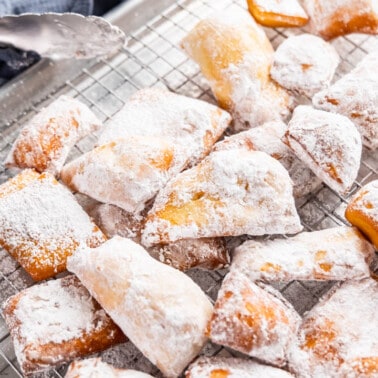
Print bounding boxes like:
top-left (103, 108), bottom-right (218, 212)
top-left (0, 0), bottom-right (93, 16)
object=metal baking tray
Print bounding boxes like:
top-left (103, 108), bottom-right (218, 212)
top-left (0, 0), bottom-right (377, 376)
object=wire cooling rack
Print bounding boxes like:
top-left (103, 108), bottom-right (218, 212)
top-left (0, 0), bottom-right (377, 376)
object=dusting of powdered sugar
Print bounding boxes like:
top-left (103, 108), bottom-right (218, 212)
top-left (142, 149), bottom-right (302, 246)
top-left (213, 121), bottom-right (321, 197)
top-left (66, 358), bottom-right (154, 378)
top-left (97, 87), bottom-right (231, 168)
top-left (288, 278), bottom-right (378, 377)
top-left (186, 356), bottom-right (294, 377)
top-left (252, 0), bottom-right (308, 17)
top-left (208, 270), bottom-right (300, 367)
top-left (313, 52), bottom-right (378, 150)
top-left (270, 34), bottom-right (339, 97)
top-left (67, 236), bottom-right (213, 378)
top-left (5, 95), bottom-right (102, 176)
top-left (232, 226), bottom-right (374, 281)
top-left (61, 136), bottom-right (190, 214)
top-left (0, 170), bottom-right (104, 279)
top-left (286, 105), bottom-right (362, 194)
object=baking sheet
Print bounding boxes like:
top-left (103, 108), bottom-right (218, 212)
top-left (0, 0), bottom-right (377, 376)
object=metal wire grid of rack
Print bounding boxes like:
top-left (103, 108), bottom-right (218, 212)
top-left (0, 0), bottom-right (377, 376)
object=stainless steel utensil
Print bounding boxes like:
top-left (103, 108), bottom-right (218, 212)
top-left (0, 13), bottom-right (126, 59)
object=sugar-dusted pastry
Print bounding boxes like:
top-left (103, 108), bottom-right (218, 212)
top-left (2, 275), bottom-right (126, 376)
top-left (233, 226), bottom-right (374, 282)
top-left (82, 201), bottom-right (230, 271)
top-left (97, 87), bottom-right (231, 167)
top-left (186, 356), bottom-right (295, 378)
top-left (302, 0), bottom-right (378, 40)
top-left (142, 149), bottom-right (302, 246)
top-left (181, 9), bottom-right (294, 132)
top-left (213, 121), bottom-right (321, 197)
top-left (0, 169), bottom-right (105, 281)
top-left (288, 278), bottom-right (378, 377)
top-left (5, 95), bottom-right (102, 176)
top-left (61, 136), bottom-right (189, 213)
top-left (285, 106), bottom-right (362, 194)
top-left (67, 236), bottom-right (213, 378)
top-left (207, 270), bottom-right (300, 366)
top-left (65, 358), bottom-right (153, 378)
top-left (270, 34), bottom-right (339, 97)
top-left (247, 0), bottom-right (308, 27)
top-left (345, 180), bottom-right (378, 249)
top-left (313, 52), bottom-right (378, 150)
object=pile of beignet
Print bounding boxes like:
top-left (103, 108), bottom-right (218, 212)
top-left (1, 1), bottom-right (378, 377)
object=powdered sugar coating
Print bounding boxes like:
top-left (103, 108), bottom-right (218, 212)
top-left (302, 0), bottom-right (378, 40)
top-left (61, 136), bottom-right (188, 213)
top-left (2, 275), bottom-right (125, 376)
top-left (288, 278), bottom-right (378, 377)
top-left (270, 34), bottom-right (339, 97)
top-left (98, 88), bottom-right (231, 167)
top-left (251, 0), bottom-right (307, 17)
top-left (142, 149), bottom-right (302, 246)
top-left (313, 52), bottom-right (378, 150)
top-left (233, 226), bottom-right (374, 281)
top-left (208, 270), bottom-right (300, 367)
top-left (67, 236), bottom-right (213, 378)
top-left (181, 9), bottom-right (294, 132)
top-left (66, 358), bottom-right (153, 378)
top-left (186, 356), bottom-right (294, 378)
top-left (213, 121), bottom-right (321, 197)
top-left (285, 106), bottom-right (362, 194)
top-left (345, 180), bottom-right (378, 249)
top-left (5, 95), bottom-right (102, 176)
top-left (0, 169), bottom-right (105, 281)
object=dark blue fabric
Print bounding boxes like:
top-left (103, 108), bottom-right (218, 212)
top-left (0, 0), bottom-right (93, 16)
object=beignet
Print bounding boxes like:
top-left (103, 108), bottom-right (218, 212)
top-left (247, 0), bottom-right (308, 27)
top-left (233, 226), bottom-right (374, 281)
top-left (302, 0), bottom-right (378, 40)
top-left (345, 180), bottom-right (378, 249)
top-left (313, 52), bottom-right (378, 150)
top-left (61, 136), bottom-right (188, 213)
top-left (5, 95), bottom-right (102, 176)
top-left (67, 236), bottom-right (213, 378)
top-left (0, 169), bottom-right (105, 281)
top-left (285, 106), bottom-right (362, 194)
top-left (207, 270), bottom-right (300, 366)
top-left (213, 121), bottom-right (321, 197)
top-left (186, 356), bottom-right (294, 377)
top-left (97, 87), bottom-right (231, 167)
top-left (270, 34), bottom-right (339, 97)
top-left (181, 9), bottom-right (294, 131)
top-left (288, 278), bottom-right (378, 377)
top-left (2, 275), bottom-right (126, 376)
top-left (142, 149), bottom-right (302, 246)
top-left (65, 358), bottom-right (153, 378)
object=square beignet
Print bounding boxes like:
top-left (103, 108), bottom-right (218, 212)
top-left (5, 95), bottom-right (102, 176)
top-left (2, 275), bottom-right (126, 376)
top-left (313, 52), bottom-right (378, 150)
top-left (345, 180), bottom-right (378, 249)
top-left (302, 0), bottom-right (378, 40)
top-left (0, 169), bottom-right (106, 281)
top-left (65, 358), bottom-right (153, 378)
top-left (181, 9), bottom-right (294, 132)
top-left (232, 226), bottom-right (374, 282)
top-left (67, 236), bottom-right (213, 378)
top-left (285, 106), bottom-right (362, 195)
top-left (97, 87), bottom-right (231, 168)
top-left (207, 270), bottom-right (300, 367)
top-left (186, 356), bottom-right (295, 378)
top-left (142, 149), bottom-right (302, 246)
top-left (288, 278), bottom-right (378, 377)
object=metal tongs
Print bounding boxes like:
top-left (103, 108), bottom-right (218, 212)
top-left (0, 13), bottom-right (126, 60)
